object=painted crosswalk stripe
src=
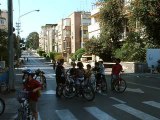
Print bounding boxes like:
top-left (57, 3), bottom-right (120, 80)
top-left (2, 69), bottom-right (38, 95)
top-left (113, 104), bottom-right (160, 120)
top-left (143, 101), bottom-right (160, 109)
top-left (38, 112), bottom-right (41, 120)
top-left (110, 97), bottom-right (126, 104)
top-left (56, 109), bottom-right (78, 120)
top-left (42, 90), bottom-right (56, 95)
top-left (85, 107), bottom-right (116, 120)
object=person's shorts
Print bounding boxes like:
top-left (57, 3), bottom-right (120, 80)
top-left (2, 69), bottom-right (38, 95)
top-left (56, 76), bottom-right (66, 85)
top-left (29, 100), bottom-right (37, 113)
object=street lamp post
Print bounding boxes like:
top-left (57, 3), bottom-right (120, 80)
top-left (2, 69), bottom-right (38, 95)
top-left (8, 0), bottom-right (14, 90)
top-left (7, 6), bottom-right (39, 90)
top-left (16, 9), bottom-right (40, 35)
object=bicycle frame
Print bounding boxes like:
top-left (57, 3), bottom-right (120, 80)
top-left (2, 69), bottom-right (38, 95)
top-left (0, 97), bottom-right (5, 116)
top-left (16, 91), bottom-right (33, 120)
top-left (111, 71), bottom-right (127, 93)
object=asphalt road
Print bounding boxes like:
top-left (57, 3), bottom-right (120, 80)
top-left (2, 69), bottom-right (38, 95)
top-left (3, 50), bottom-right (159, 120)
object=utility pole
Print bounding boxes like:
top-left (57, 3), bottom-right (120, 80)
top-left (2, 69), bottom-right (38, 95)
top-left (8, 0), bottom-right (15, 90)
top-left (16, 9), bottom-right (40, 36)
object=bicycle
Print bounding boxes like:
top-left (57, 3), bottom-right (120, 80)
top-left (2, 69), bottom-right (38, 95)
top-left (111, 71), bottom-right (127, 93)
top-left (63, 77), bottom-right (95, 101)
top-left (35, 69), bottom-right (47, 89)
top-left (15, 91), bottom-right (33, 120)
top-left (96, 74), bottom-right (108, 94)
top-left (0, 97), bottom-right (5, 116)
top-left (56, 83), bottom-right (65, 97)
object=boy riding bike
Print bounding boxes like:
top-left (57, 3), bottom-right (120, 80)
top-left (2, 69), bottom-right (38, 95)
top-left (111, 58), bottom-right (123, 90)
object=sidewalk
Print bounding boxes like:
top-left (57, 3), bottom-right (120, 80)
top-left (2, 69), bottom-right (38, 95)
top-left (0, 69), bottom-right (23, 120)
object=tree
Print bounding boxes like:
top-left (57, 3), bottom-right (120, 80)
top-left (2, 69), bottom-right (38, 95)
top-left (86, 0), bottom-right (124, 61)
top-left (0, 29), bottom-right (8, 63)
top-left (99, 0), bottom-right (124, 49)
top-left (131, 0), bottom-right (160, 47)
top-left (114, 32), bottom-right (146, 62)
top-left (71, 48), bottom-right (85, 61)
top-left (26, 32), bottom-right (39, 49)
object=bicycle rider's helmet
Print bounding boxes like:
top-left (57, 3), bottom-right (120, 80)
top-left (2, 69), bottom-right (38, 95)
top-left (27, 70), bottom-right (35, 78)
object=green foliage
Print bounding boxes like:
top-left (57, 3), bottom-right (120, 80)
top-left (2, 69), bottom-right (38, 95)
top-left (84, 37), bottom-right (112, 62)
top-left (95, 0), bottom-right (160, 62)
top-left (38, 50), bottom-right (45, 56)
top-left (131, 0), bottom-right (160, 47)
top-left (45, 55), bottom-right (50, 60)
top-left (114, 32), bottom-right (146, 62)
top-left (54, 53), bottom-right (63, 61)
top-left (0, 29), bottom-right (8, 64)
top-left (71, 48), bottom-right (85, 60)
top-left (26, 32), bottom-right (39, 49)
top-left (48, 52), bottom-right (55, 60)
top-left (99, 0), bottom-right (124, 50)
top-left (42, 53), bottom-right (47, 57)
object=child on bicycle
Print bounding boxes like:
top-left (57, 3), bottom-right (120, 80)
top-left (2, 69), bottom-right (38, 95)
top-left (111, 58), bottom-right (123, 90)
top-left (75, 62), bottom-right (85, 84)
top-left (23, 72), bottom-right (42, 120)
top-left (69, 62), bottom-right (77, 78)
top-left (84, 64), bottom-right (92, 84)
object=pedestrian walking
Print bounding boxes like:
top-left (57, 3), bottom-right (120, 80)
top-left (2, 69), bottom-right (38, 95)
top-left (52, 59), bottom-right (56, 70)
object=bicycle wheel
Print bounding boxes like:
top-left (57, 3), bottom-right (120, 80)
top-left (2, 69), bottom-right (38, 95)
top-left (101, 79), bottom-right (108, 94)
top-left (15, 107), bottom-right (27, 120)
top-left (56, 85), bottom-right (63, 97)
top-left (114, 79), bottom-right (127, 93)
top-left (63, 84), bottom-right (76, 99)
top-left (0, 98), bottom-right (5, 115)
top-left (41, 75), bottom-right (47, 88)
top-left (82, 85), bottom-right (95, 101)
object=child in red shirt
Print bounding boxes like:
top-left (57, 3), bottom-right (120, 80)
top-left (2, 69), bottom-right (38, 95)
top-left (111, 58), bottom-right (123, 90)
top-left (24, 73), bottom-right (42, 120)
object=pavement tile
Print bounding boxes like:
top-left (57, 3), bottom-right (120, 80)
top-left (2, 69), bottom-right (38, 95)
top-left (0, 69), bottom-right (23, 120)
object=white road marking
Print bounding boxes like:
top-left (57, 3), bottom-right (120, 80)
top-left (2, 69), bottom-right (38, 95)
top-left (42, 90), bottom-right (56, 95)
top-left (127, 82), bottom-right (160, 90)
top-left (126, 88), bottom-right (144, 93)
top-left (38, 112), bottom-right (41, 120)
top-left (110, 97), bottom-right (126, 104)
top-left (56, 109), bottom-right (78, 120)
top-left (143, 101), bottom-right (160, 109)
top-left (113, 104), bottom-right (160, 120)
top-left (13, 112), bottom-right (41, 120)
top-left (85, 107), bottom-right (116, 120)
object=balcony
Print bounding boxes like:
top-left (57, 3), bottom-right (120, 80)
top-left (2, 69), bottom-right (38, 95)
top-left (63, 37), bottom-right (71, 42)
top-left (63, 26), bottom-right (71, 30)
top-left (81, 25), bottom-right (88, 30)
top-left (63, 18), bottom-right (71, 29)
top-left (91, 6), bottom-right (100, 17)
top-left (88, 22), bottom-right (100, 33)
top-left (82, 34), bottom-right (88, 39)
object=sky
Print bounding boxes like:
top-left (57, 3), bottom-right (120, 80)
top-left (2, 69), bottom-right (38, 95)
top-left (0, 0), bottom-right (97, 38)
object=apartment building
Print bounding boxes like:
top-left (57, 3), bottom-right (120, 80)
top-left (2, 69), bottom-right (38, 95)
top-left (55, 19), bottom-right (64, 53)
top-left (88, 3), bottom-right (101, 39)
top-left (54, 11), bottom-right (91, 59)
top-left (39, 11), bottom-right (91, 61)
top-left (39, 24), bottom-right (57, 53)
top-left (81, 12), bottom-right (91, 48)
top-left (0, 10), bottom-right (8, 30)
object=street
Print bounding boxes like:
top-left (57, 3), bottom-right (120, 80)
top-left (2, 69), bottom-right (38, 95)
top-left (1, 50), bottom-right (160, 120)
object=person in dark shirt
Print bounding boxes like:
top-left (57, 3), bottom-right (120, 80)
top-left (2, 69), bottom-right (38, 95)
top-left (69, 62), bottom-right (77, 77)
top-left (55, 59), bottom-right (66, 86)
